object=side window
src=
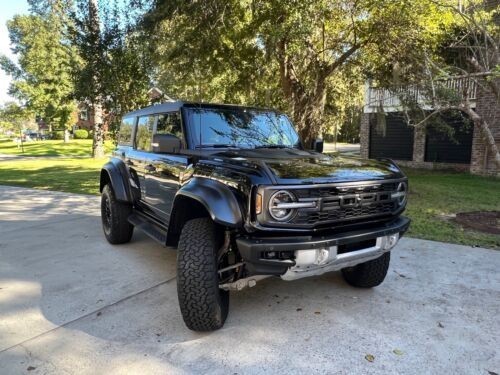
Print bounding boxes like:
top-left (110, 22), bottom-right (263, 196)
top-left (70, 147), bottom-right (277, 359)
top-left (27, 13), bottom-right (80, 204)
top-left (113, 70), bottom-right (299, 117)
top-left (135, 115), bottom-right (155, 151)
top-left (156, 112), bottom-right (182, 139)
top-left (118, 116), bottom-right (135, 145)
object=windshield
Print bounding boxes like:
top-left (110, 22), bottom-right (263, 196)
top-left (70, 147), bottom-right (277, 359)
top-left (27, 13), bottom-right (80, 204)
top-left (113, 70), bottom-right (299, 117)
top-left (185, 107), bottom-right (300, 149)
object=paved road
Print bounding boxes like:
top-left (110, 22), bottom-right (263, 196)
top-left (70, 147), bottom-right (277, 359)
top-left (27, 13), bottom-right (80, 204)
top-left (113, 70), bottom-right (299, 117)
top-left (323, 143), bottom-right (360, 154)
top-left (0, 186), bottom-right (499, 375)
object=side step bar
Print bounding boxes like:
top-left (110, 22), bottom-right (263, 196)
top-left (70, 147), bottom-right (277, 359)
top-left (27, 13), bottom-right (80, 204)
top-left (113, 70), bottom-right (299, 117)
top-left (128, 213), bottom-right (167, 245)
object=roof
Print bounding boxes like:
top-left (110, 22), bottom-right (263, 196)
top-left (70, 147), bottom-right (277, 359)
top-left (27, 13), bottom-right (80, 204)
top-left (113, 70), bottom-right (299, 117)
top-left (123, 101), bottom-right (279, 118)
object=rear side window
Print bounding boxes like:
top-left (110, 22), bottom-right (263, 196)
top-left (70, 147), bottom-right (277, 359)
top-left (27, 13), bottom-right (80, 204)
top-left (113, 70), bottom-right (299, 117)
top-left (135, 115), bottom-right (155, 151)
top-left (156, 112), bottom-right (182, 139)
top-left (118, 116), bottom-right (135, 145)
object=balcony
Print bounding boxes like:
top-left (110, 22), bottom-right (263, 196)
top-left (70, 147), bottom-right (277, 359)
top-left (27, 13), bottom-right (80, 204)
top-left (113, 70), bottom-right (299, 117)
top-left (364, 77), bottom-right (478, 113)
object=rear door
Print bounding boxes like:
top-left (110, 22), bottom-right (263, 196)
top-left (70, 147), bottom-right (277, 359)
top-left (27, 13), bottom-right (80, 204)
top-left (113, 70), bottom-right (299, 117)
top-left (145, 111), bottom-right (189, 223)
top-left (116, 115), bottom-right (141, 200)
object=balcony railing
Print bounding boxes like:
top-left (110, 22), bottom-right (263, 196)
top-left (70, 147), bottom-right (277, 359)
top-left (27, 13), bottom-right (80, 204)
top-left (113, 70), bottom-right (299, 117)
top-left (364, 77), bottom-right (478, 113)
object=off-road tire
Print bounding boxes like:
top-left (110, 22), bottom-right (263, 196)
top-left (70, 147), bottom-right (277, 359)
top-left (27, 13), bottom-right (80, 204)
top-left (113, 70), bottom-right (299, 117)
top-left (101, 184), bottom-right (133, 244)
top-left (341, 252), bottom-right (391, 288)
top-left (177, 218), bottom-right (229, 331)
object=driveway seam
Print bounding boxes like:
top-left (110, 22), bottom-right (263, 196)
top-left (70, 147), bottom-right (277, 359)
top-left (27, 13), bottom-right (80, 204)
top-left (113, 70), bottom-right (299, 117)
top-left (0, 214), bottom-right (96, 234)
top-left (0, 276), bottom-right (177, 354)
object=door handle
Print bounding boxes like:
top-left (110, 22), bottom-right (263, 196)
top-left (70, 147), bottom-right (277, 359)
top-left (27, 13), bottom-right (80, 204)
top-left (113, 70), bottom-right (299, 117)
top-left (145, 164), bottom-right (156, 172)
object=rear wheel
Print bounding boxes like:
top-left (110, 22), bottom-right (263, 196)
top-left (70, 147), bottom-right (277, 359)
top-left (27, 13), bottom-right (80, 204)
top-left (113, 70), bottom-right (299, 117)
top-left (341, 252), bottom-right (391, 288)
top-left (176, 217), bottom-right (229, 331)
top-left (101, 184), bottom-right (134, 244)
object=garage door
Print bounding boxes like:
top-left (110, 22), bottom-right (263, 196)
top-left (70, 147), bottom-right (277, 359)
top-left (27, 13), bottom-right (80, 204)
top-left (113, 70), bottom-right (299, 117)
top-left (424, 112), bottom-right (473, 164)
top-left (369, 113), bottom-right (414, 160)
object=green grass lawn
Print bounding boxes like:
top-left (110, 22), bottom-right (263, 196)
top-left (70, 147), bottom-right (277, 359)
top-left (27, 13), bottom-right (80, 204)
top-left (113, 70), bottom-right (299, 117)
top-left (404, 168), bottom-right (500, 249)
top-left (0, 139), bottom-right (115, 156)
top-left (0, 157), bottom-right (105, 195)
top-left (0, 152), bottom-right (498, 248)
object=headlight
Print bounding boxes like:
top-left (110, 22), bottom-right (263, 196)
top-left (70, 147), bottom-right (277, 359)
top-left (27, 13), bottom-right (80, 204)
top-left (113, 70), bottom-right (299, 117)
top-left (391, 182), bottom-right (407, 206)
top-left (269, 190), bottom-right (296, 221)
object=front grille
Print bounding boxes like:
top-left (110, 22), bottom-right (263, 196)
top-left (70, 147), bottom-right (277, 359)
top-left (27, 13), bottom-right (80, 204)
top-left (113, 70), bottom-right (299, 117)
top-left (290, 181), bottom-right (399, 226)
top-left (294, 183), bottom-right (397, 199)
top-left (293, 201), bottom-right (396, 225)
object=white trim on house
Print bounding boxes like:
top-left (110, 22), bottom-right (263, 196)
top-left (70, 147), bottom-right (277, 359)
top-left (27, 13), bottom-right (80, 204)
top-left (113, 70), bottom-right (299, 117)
top-left (363, 78), bottom-right (478, 113)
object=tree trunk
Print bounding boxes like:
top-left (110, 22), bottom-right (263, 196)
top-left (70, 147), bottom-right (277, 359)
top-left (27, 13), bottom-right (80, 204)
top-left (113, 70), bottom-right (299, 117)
top-left (92, 103), bottom-right (105, 158)
top-left (89, 0), bottom-right (105, 159)
top-left (277, 40), bottom-right (327, 147)
top-left (463, 105), bottom-right (500, 170)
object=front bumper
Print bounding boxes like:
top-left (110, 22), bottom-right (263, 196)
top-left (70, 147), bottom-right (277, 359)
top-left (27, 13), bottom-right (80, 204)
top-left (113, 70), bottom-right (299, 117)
top-left (237, 216), bottom-right (411, 278)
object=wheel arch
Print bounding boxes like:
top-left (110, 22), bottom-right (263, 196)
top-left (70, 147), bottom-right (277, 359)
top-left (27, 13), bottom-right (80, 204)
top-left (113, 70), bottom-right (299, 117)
top-left (100, 159), bottom-right (132, 202)
top-left (166, 178), bottom-right (243, 246)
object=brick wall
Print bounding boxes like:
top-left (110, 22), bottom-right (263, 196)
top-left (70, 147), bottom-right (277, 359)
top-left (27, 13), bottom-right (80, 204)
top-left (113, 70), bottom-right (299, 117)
top-left (359, 113), bottom-right (369, 158)
top-left (470, 78), bottom-right (500, 176)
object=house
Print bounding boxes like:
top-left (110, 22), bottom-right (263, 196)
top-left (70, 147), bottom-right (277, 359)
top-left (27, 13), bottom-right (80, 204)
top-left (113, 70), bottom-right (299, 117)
top-left (359, 78), bottom-right (500, 176)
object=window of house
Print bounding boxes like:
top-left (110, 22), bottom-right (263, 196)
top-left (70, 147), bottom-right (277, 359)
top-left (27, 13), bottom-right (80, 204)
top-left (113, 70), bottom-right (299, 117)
top-left (118, 116), bottom-right (135, 145)
top-left (156, 112), bottom-right (182, 139)
top-left (135, 115), bottom-right (155, 151)
top-left (80, 109), bottom-right (88, 121)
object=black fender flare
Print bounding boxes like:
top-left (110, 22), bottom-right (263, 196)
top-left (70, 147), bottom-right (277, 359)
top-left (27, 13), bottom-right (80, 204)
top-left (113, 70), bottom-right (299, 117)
top-left (174, 177), bottom-right (243, 227)
top-left (100, 159), bottom-right (133, 202)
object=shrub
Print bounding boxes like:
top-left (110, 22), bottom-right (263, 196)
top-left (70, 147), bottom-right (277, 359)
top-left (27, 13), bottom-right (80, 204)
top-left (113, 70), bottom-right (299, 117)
top-left (74, 129), bottom-right (89, 139)
top-left (52, 130), bottom-right (65, 140)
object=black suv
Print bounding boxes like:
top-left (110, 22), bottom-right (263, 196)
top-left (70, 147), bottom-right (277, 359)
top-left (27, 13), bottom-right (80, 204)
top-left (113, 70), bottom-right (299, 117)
top-left (100, 102), bottom-right (410, 331)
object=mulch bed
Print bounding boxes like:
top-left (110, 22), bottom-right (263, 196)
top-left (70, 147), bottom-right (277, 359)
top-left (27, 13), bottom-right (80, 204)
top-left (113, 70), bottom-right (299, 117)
top-left (455, 211), bottom-right (500, 235)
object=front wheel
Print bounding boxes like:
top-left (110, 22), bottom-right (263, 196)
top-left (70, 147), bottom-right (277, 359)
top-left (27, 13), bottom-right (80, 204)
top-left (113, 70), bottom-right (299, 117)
top-left (176, 218), bottom-right (229, 331)
top-left (341, 252), bottom-right (391, 288)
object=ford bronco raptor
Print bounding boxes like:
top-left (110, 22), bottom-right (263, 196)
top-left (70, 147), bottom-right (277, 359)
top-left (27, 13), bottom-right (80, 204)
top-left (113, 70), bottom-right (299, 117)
top-left (100, 102), bottom-right (410, 331)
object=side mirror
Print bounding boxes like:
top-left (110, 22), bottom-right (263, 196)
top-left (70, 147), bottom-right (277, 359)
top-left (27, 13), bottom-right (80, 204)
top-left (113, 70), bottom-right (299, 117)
top-left (311, 138), bottom-right (324, 153)
top-left (152, 134), bottom-right (181, 154)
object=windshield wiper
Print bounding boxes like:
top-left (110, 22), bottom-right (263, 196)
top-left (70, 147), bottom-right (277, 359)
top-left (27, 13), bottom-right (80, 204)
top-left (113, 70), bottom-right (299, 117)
top-left (195, 144), bottom-right (240, 149)
top-left (254, 144), bottom-right (293, 149)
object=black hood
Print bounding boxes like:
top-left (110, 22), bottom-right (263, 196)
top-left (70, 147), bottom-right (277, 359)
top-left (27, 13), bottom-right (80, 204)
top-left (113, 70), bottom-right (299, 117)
top-left (210, 148), bottom-right (404, 184)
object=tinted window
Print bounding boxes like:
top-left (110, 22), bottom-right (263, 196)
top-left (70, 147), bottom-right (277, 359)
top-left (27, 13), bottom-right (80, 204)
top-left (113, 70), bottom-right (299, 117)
top-left (185, 108), bottom-right (300, 149)
top-left (156, 112), bottom-right (182, 139)
top-left (135, 115), bottom-right (155, 151)
top-left (118, 116), bottom-right (135, 145)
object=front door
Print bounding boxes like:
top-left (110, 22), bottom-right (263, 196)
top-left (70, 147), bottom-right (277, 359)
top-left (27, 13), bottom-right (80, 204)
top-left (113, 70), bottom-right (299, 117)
top-left (145, 111), bottom-right (187, 224)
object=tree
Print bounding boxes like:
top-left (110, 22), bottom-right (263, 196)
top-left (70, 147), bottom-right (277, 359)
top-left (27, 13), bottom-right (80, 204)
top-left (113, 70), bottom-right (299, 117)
top-left (0, 1), bottom-right (78, 135)
top-left (143, 0), bottom-right (446, 145)
top-left (72, 0), bottom-right (150, 156)
top-left (394, 0), bottom-right (499, 168)
top-left (0, 103), bottom-right (36, 152)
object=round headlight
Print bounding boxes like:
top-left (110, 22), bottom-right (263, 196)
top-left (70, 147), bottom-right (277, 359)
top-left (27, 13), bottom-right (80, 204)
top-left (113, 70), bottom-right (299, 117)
top-left (269, 190), bottom-right (296, 221)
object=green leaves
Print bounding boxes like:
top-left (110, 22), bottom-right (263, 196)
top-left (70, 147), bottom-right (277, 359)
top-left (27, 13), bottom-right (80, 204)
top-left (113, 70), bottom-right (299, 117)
top-left (1, 8), bottom-right (77, 130)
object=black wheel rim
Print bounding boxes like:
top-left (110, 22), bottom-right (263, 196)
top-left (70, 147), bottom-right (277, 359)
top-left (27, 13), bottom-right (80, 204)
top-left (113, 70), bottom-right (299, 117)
top-left (102, 195), bottom-right (112, 232)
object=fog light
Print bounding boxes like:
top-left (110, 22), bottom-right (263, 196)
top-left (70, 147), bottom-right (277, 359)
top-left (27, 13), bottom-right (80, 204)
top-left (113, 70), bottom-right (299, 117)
top-left (384, 233), bottom-right (400, 250)
top-left (314, 248), bottom-right (330, 265)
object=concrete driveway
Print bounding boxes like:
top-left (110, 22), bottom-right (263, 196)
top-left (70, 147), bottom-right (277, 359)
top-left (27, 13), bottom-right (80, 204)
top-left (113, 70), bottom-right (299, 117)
top-left (0, 185), bottom-right (499, 374)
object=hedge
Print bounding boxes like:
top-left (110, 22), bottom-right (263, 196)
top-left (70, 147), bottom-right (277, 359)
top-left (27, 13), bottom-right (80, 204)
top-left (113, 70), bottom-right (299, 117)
top-left (74, 129), bottom-right (89, 139)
